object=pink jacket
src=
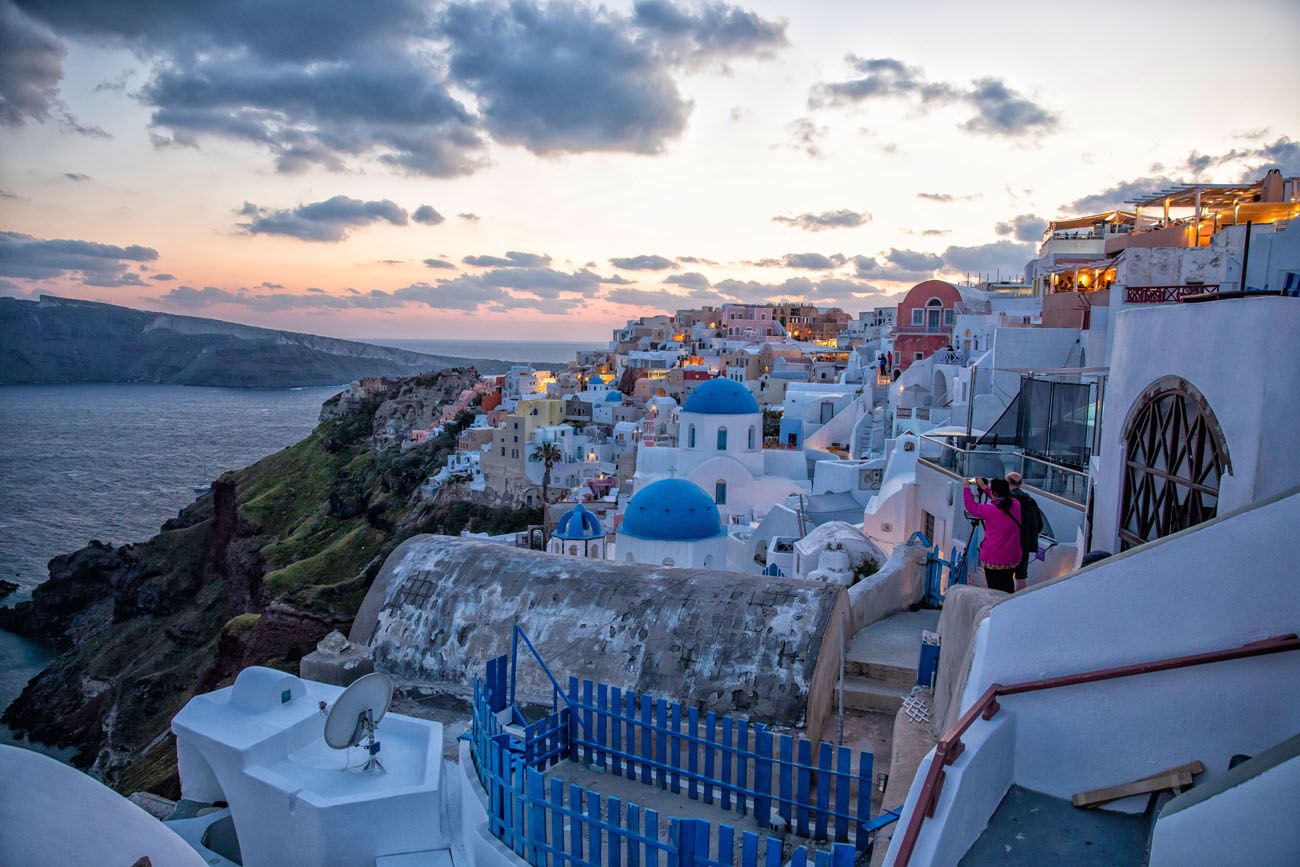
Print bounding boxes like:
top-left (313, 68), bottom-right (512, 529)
top-left (963, 487), bottom-right (1023, 568)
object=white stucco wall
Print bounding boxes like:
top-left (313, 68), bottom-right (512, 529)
top-left (1091, 297), bottom-right (1300, 551)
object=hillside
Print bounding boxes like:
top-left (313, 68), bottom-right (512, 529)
top-left (0, 295), bottom-right (540, 386)
top-left (0, 370), bottom-right (540, 794)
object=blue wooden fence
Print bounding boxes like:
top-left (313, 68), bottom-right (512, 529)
top-left (471, 652), bottom-right (894, 867)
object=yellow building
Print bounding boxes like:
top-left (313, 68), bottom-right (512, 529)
top-left (516, 398), bottom-right (568, 439)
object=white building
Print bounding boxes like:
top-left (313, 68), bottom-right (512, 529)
top-left (615, 478), bottom-right (729, 568)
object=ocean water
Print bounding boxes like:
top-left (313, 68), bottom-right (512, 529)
top-left (362, 338), bottom-right (600, 365)
top-left (0, 383), bottom-right (339, 751)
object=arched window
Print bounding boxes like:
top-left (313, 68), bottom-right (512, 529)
top-left (569, 545), bottom-right (578, 556)
top-left (688, 424), bottom-right (696, 448)
top-left (1119, 377), bottom-right (1231, 551)
top-left (747, 425), bottom-right (756, 449)
top-left (717, 426), bottom-right (728, 450)
top-left (925, 298), bottom-right (943, 333)
top-left (715, 480), bottom-right (727, 505)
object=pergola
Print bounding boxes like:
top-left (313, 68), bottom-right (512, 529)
top-left (1124, 179), bottom-right (1300, 240)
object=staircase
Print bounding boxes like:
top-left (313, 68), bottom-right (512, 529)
top-left (842, 609), bottom-right (941, 714)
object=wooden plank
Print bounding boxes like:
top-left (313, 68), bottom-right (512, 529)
top-left (608, 796), bottom-right (623, 867)
top-left (587, 790), bottom-right (602, 864)
top-left (644, 809), bottom-right (660, 867)
top-left (670, 702), bottom-right (683, 794)
top-left (582, 679), bottom-right (595, 766)
top-left (625, 690), bottom-right (638, 780)
top-left (688, 706), bottom-right (700, 800)
top-left (813, 849), bottom-right (830, 867)
top-left (833, 746), bottom-right (851, 842)
top-left (655, 699), bottom-right (669, 789)
top-left (718, 823), bottom-right (735, 867)
top-left (736, 719), bottom-right (749, 816)
top-left (778, 734), bottom-right (793, 825)
top-left (721, 715), bottom-right (734, 811)
top-left (814, 741), bottom-right (832, 841)
top-left (597, 683), bottom-right (609, 770)
top-left (855, 752), bottom-right (873, 851)
top-left (626, 801), bottom-right (641, 867)
top-left (703, 711), bottom-right (718, 805)
top-left (791, 845), bottom-right (808, 867)
top-left (549, 778), bottom-right (565, 867)
top-left (741, 831), bottom-right (758, 867)
top-left (568, 677), bottom-right (580, 758)
top-left (611, 686), bottom-right (623, 777)
top-left (640, 694), bottom-right (654, 785)
top-left (754, 726), bottom-right (773, 828)
top-left (569, 784), bottom-right (584, 864)
top-left (511, 758), bottom-right (527, 857)
top-left (796, 738), bottom-right (812, 837)
top-left (527, 768), bottom-right (547, 866)
top-left (1072, 762), bottom-right (1202, 808)
top-left (831, 843), bottom-right (855, 867)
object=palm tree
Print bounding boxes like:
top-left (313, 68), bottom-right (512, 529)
top-left (538, 442), bottom-right (563, 547)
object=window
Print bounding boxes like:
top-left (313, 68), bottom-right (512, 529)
top-left (922, 510), bottom-right (936, 543)
top-left (1119, 377), bottom-right (1230, 550)
top-left (944, 309), bottom-right (955, 325)
top-left (914, 352), bottom-right (923, 361)
top-left (717, 426), bottom-right (728, 450)
top-left (688, 424), bottom-right (696, 448)
top-left (747, 426), bottom-right (756, 449)
top-left (912, 309), bottom-right (924, 325)
top-left (715, 480), bottom-right (727, 505)
top-left (820, 401), bottom-right (834, 424)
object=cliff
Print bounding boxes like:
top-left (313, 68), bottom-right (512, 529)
top-left (0, 370), bottom-right (540, 795)
top-left (0, 295), bottom-right (537, 387)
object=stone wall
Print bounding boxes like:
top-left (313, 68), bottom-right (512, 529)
top-left (353, 536), bottom-right (847, 739)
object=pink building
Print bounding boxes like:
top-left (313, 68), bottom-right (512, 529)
top-left (892, 279), bottom-right (963, 377)
top-left (720, 304), bottom-right (780, 339)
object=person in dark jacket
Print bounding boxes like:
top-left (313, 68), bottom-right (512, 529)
top-left (1005, 471), bottom-right (1044, 590)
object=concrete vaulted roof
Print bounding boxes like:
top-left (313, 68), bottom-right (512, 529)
top-left (353, 537), bottom-right (847, 732)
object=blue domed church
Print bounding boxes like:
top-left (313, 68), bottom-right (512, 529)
top-left (547, 502), bottom-right (606, 559)
top-left (628, 378), bottom-right (810, 549)
top-left (615, 478), bottom-right (729, 568)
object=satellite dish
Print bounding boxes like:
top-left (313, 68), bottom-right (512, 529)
top-left (323, 672), bottom-right (393, 774)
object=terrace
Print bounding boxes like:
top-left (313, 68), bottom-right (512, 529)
top-left (1107, 176), bottom-right (1300, 255)
top-left (468, 635), bottom-right (900, 867)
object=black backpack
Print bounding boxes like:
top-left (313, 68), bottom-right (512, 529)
top-left (1012, 491), bottom-right (1044, 552)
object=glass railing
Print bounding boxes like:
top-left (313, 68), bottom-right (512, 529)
top-left (917, 435), bottom-right (1089, 507)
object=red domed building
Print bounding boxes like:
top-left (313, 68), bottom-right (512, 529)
top-left (892, 279), bottom-right (963, 377)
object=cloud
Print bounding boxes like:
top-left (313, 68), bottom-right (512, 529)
top-left (463, 251), bottom-right (552, 268)
top-left (631, 0), bottom-right (787, 66)
top-left (62, 171), bottom-right (90, 182)
top-left (604, 286), bottom-right (711, 309)
top-left (0, 188), bottom-right (19, 199)
top-left (412, 205), bottom-right (445, 225)
top-left (458, 212), bottom-right (480, 221)
top-left (920, 229), bottom-right (950, 237)
top-left (151, 272), bottom-right (175, 281)
top-left (781, 252), bottom-right (846, 270)
top-left (0, 230), bottom-right (158, 286)
top-left (940, 240), bottom-right (1034, 278)
top-left (664, 271), bottom-right (710, 289)
top-left (678, 255), bottom-right (718, 265)
top-left (917, 192), bottom-right (980, 203)
top-left (811, 56), bottom-right (1057, 138)
top-left (853, 250), bottom-right (939, 283)
top-left (0, 1), bottom-right (64, 127)
top-left (1180, 135), bottom-right (1300, 181)
top-left (238, 196), bottom-right (408, 242)
top-left (1063, 175), bottom-right (1177, 213)
top-left (786, 117), bottom-right (827, 158)
top-left (773, 209), bottom-right (871, 231)
top-left (423, 258), bottom-right (456, 269)
top-left (995, 214), bottom-right (1048, 242)
top-left (609, 254), bottom-right (677, 270)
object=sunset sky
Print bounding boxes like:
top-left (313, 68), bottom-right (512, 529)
top-left (2, 0), bottom-right (1297, 341)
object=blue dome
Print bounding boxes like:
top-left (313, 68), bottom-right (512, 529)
top-left (620, 479), bottom-right (723, 541)
top-left (605, 391), bottom-right (622, 402)
top-left (554, 503), bottom-right (604, 540)
top-left (682, 378), bottom-right (759, 415)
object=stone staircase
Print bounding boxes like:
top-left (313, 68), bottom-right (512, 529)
top-left (842, 609), bottom-right (941, 714)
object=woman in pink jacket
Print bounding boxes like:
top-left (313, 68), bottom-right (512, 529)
top-left (963, 477), bottom-right (1023, 593)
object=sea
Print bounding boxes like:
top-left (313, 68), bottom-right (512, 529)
top-left (0, 338), bottom-right (592, 754)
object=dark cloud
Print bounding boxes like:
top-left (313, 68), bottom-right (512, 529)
top-left (678, 255), bottom-right (718, 265)
top-left (62, 171), bottom-right (90, 182)
top-left (781, 252), bottom-right (846, 270)
top-left (423, 258), bottom-right (456, 269)
top-left (151, 272), bottom-right (175, 280)
top-left (940, 240), bottom-right (1034, 278)
top-left (664, 271), bottom-right (710, 289)
top-left (93, 69), bottom-right (133, 93)
top-left (773, 209), bottom-right (870, 231)
top-left (0, 230), bottom-right (158, 286)
top-left (995, 214), bottom-right (1048, 242)
top-left (1063, 175), bottom-right (1177, 213)
top-left (0, 1), bottom-right (64, 127)
top-left (920, 229), bottom-right (950, 237)
top-left (458, 212), bottom-right (480, 221)
top-left (917, 192), bottom-right (981, 203)
top-left (811, 56), bottom-right (1057, 138)
top-left (609, 254), bottom-right (677, 270)
top-left (1180, 135), bottom-right (1300, 180)
top-left (631, 0), bottom-right (787, 66)
top-left (0, 188), bottom-right (19, 199)
top-left (238, 196), bottom-right (408, 242)
top-left (412, 205), bottom-right (445, 225)
top-left (463, 251), bottom-right (552, 268)
top-left (852, 251), bottom-right (938, 283)
top-left (603, 286), bottom-right (710, 309)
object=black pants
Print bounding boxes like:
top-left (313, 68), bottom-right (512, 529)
top-left (985, 566), bottom-right (1015, 593)
top-left (1011, 553), bottom-right (1031, 586)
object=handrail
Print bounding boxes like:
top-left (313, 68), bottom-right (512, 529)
top-left (892, 632), bottom-right (1300, 866)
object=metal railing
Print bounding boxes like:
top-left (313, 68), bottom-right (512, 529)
top-left (891, 633), bottom-right (1300, 866)
top-left (1124, 284), bottom-right (1220, 304)
top-left (916, 436), bottom-right (1089, 508)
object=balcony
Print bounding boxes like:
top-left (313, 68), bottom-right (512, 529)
top-left (917, 435), bottom-right (1089, 508)
top-left (1123, 284), bottom-right (1220, 304)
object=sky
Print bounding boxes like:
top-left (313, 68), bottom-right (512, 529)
top-left (1, 0), bottom-right (1298, 341)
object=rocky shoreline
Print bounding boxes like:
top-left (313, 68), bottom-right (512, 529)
top-left (0, 369), bottom-right (541, 795)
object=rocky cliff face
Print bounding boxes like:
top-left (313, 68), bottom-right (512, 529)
top-left (0, 370), bottom-right (540, 795)
top-left (0, 295), bottom-right (539, 386)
